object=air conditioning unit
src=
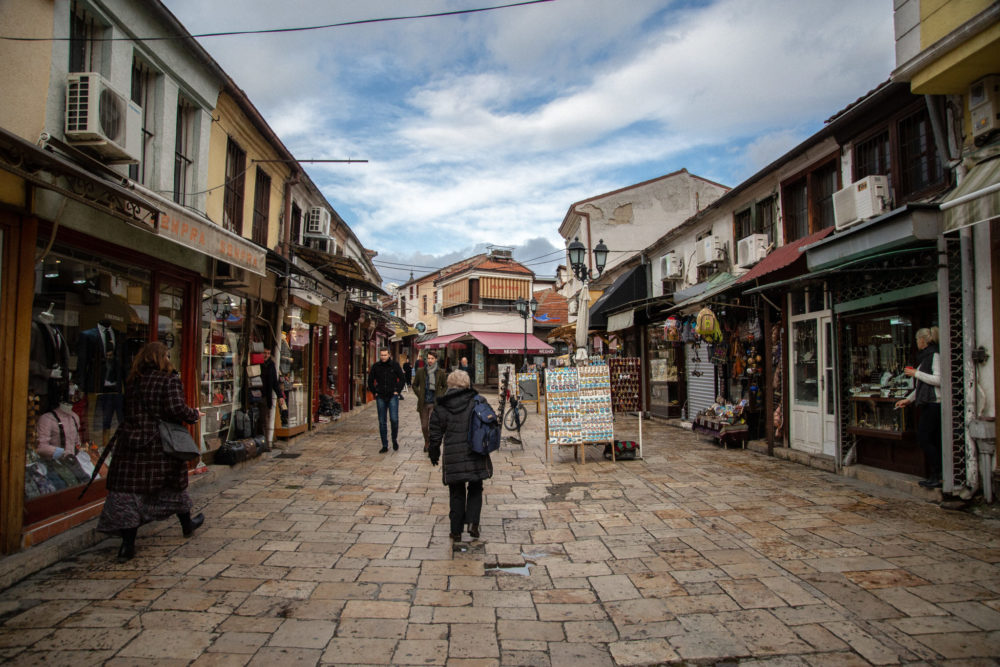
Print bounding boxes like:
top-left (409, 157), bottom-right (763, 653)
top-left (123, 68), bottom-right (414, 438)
top-left (305, 207), bottom-right (331, 236)
top-left (305, 237), bottom-right (331, 253)
top-left (969, 75), bottom-right (1000, 140)
top-left (659, 252), bottom-right (683, 279)
top-left (736, 234), bottom-right (769, 268)
top-left (832, 175), bottom-right (889, 231)
top-left (65, 72), bottom-right (141, 163)
top-left (432, 303), bottom-right (441, 314)
top-left (695, 235), bottom-right (723, 266)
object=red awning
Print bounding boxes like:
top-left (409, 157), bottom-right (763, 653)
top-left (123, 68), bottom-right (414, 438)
top-left (414, 333), bottom-right (465, 349)
top-left (467, 331), bottom-right (555, 355)
top-left (736, 228), bottom-right (834, 284)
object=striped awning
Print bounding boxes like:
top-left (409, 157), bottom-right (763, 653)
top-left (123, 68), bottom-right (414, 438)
top-left (480, 276), bottom-right (530, 300)
top-left (942, 155), bottom-right (1000, 233)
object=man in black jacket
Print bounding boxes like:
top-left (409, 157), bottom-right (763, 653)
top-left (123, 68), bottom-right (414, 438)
top-left (367, 348), bottom-right (405, 452)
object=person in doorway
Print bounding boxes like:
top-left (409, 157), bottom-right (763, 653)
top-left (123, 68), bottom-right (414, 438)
top-left (895, 327), bottom-right (941, 488)
top-left (458, 356), bottom-right (471, 379)
top-left (412, 350), bottom-right (447, 451)
top-left (402, 357), bottom-right (412, 391)
top-left (367, 348), bottom-right (405, 452)
top-left (428, 370), bottom-right (493, 541)
top-left (97, 341), bottom-right (204, 562)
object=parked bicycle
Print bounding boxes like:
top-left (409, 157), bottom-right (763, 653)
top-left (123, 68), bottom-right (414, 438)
top-left (498, 368), bottom-right (527, 435)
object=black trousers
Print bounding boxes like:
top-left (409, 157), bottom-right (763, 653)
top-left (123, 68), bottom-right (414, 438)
top-left (917, 403), bottom-right (942, 480)
top-left (448, 480), bottom-right (483, 535)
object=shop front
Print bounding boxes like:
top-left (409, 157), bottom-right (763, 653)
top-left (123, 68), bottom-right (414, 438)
top-left (416, 331), bottom-right (554, 386)
top-left (646, 321), bottom-right (684, 419)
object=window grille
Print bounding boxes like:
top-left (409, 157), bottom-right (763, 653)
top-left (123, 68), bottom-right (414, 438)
top-left (173, 98), bottom-right (193, 204)
top-left (223, 138), bottom-right (246, 234)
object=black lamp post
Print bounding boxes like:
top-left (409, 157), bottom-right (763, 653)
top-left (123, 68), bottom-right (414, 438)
top-left (515, 295), bottom-right (538, 369)
top-left (567, 236), bottom-right (609, 282)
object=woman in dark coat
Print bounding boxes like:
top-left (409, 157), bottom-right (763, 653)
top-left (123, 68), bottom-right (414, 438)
top-left (428, 370), bottom-right (493, 541)
top-left (97, 341), bottom-right (204, 561)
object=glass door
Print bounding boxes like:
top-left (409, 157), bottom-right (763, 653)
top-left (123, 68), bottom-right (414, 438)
top-left (158, 281), bottom-right (186, 372)
top-left (821, 315), bottom-right (837, 456)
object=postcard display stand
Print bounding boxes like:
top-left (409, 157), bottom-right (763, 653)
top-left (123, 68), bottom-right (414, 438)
top-left (609, 357), bottom-right (644, 459)
top-left (516, 371), bottom-right (541, 414)
top-left (544, 363), bottom-right (613, 463)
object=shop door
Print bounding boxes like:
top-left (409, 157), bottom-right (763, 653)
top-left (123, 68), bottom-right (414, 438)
top-left (685, 343), bottom-right (715, 420)
top-left (790, 314), bottom-right (836, 456)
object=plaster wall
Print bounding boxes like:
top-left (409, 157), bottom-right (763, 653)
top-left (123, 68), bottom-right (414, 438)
top-left (438, 310), bottom-right (530, 336)
top-left (0, 2), bottom-right (54, 141)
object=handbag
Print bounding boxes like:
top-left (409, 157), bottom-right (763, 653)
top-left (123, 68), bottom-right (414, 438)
top-left (158, 420), bottom-right (201, 461)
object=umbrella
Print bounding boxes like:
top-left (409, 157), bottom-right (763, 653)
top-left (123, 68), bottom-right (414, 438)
top-left (574, 286), bottom-right (590, 354)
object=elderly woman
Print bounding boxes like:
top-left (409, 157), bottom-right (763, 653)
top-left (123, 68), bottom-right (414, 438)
top-left (895, 327), bottom-right (941, 488)
top-left (97, 341), bottom-right (204, 561)
top-left (428, 370), bottom-right (493, 541)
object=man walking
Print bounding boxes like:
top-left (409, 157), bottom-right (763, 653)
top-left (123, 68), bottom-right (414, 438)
top-left (412, 350), bottom-right (447, 452)
top-left (367, 348), bottom-right (405, 452)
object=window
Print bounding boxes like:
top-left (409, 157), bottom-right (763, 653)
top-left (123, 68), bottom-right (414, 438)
top-left (290, 203), bottom-right (302, 246)
top-left (852, 103), bottom-right (946, 205)
top-left (69, 1), bottom-right (102, 73)
top-left (223, 138), bottom-right (246, 234)
top-left (251, 167), bottom-right (271, 247)
top-left (128, 58), bottom-right (156, 184)
top-left (173, 98), bottom-right (194, 204)
top-left (735, 194), bottom-right (778, 244)
top-left (781, 158), bottom-right (839, 242)
top-left (423, 294), bottom-right (428, 315)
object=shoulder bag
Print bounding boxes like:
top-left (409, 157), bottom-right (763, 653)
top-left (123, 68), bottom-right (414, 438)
top-left (159, 420), bottom-right (201, 461)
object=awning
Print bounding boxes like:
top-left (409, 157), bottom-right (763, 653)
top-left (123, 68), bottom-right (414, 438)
top-left (467, 331), bottom-right (554, 355)
top-left (292, 244), bottom-right (387, 295)
top-left (942, 155), bottom-right (1000, 233)
top-left (736, 228), bottom-right (833, 285)
top-left (667, 272), bottom-right (737, 314)
top-left (806, 205), bottom-right (940, 271)
top-left (588, 265), bottom-right (648, 329)
top-left (671, 270), bottom-right (731, 302)
top-left (606, 310), bottom-right (634, 332)
top-left (415, 333), bottom-right (465, 349)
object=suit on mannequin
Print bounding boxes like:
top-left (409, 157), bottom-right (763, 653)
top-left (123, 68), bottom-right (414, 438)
top-left (29, 304), bottom-right (70, 411)
top-left (77, 319), bottom-right (125, 439)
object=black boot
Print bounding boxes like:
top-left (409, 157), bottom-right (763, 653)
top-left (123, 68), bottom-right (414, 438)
top-left (178, 512), bottom-right (205, 538)
top-left (118, 528), bottom-right (137, 562)
top-left (468, 524), bottom-right (480, 538)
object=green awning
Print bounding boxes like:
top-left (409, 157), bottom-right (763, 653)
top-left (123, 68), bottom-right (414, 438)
top-left (943, 155), bottom-right (1000, 233)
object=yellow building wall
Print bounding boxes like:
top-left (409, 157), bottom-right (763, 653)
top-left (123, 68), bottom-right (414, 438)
top-left (416, 280), bottom-right (438, 330)
top-left (0, 2), bottom-right (53, 141)
top-left (920, 0), bottom-right (993, 48)
top-left (206, 92), bottom-right (290, 249)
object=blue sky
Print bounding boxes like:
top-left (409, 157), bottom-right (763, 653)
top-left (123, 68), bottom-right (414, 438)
top-left (161, 0), bottom-right (896, 285)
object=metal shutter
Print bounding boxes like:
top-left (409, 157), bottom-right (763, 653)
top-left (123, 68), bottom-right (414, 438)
top-left (685, 343), bottom-right (716, 420)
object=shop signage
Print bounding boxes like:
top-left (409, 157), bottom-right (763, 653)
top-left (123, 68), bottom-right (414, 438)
top-left (157, 208), bottom-right (266, 276)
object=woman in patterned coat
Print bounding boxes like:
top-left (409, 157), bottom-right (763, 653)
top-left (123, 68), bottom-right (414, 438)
top-left (97, 341), bottom-right (204, 561)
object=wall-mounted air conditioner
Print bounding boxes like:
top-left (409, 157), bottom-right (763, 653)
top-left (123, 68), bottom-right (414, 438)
top-left (659, 252), bottom-right (683, 279)
top-left (969, 75), bottom-right (1000, 140)
top-left (433, 303), bottom-right (441, 314)
top-left (736, 234), bottom-right (769, 268)
top-left (65, 72), bottom-right (141, 163)
top-left (305, 237), bottom-right (331, 253)
top-left (832, 175), bottom-right (889, 231)
top-left (305, 207), bottom-right (331, 236)
top-left (695, 235), bottom-right (723, 266)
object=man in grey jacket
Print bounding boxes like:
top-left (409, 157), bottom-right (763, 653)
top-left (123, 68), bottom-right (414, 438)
top-left (412, 350), bottom-right (447, 452)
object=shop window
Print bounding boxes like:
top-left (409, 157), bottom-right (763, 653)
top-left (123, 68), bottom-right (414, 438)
top-left (223, 137), bottom-right (246, 234)
top-left (26, 244), bottom-right (151, 508)
top-left (781, 159), bottom-right (839, 242)
top-left (251, 167), bottom-right (271, 247)
top-left (200, 290), bottom-right (245, 449)
top-left (128, 58), bottom-right (157, 185)
top-left (69, 1), bottom-right (104, 74)
top-left (852, 103), bottom-right (946, 205)
top-left (789, 285), bottom-right (827, 317)
top-left (173, 97), bottom-right (194, 204)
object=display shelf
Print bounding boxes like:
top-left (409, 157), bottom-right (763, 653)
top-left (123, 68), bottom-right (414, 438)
top-left (845, 425), bottom-right (912, 440)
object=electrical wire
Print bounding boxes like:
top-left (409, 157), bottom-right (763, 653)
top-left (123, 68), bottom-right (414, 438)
top-left (0, 1), bottom-right (556, 42)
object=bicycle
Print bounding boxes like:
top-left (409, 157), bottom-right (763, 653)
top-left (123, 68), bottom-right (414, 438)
top-left (498, 368), bottom-right (527, 438)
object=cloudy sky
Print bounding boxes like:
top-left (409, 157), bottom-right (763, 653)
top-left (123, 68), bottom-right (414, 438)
top-left (160, 0), bottom-right (896, 285)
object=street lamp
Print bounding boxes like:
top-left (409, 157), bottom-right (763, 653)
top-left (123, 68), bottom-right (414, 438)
top-left (515, 295), bottom-right (538, 369)
top-left (567, 236), bottom-right (608, 282)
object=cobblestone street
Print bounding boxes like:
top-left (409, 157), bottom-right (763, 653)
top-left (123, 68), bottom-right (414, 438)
top-left (2, 398), bottom-right (1000, 666)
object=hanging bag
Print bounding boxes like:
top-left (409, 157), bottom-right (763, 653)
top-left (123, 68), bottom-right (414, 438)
top-left (159, 420), bottom-right (201, 461)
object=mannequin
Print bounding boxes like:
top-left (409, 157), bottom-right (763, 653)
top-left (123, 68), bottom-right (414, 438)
top-left (36, 400), bottom-right (83, 460)
top-left (78, 317), bottom-right (125, 443)
top-left (29, 303), bottom-right (70, 412)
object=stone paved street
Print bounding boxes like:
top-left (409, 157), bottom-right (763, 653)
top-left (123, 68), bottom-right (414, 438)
top-left (2, 398), bottom-right (1000, 665)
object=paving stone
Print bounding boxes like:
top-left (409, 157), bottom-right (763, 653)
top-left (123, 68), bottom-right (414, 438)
top-left (672, 613), bottom-right (749, 661)
top-left (716, 609), bottom-right (812, 655)
top-left (246, 647), bottom-right (323, 666)
top-left (117, 628), bottom-right (215, 660)
top-left (608, 638), bottom-right (679, 665)
top-left (497, 620), bottom-right (564, 642)
top-left (448, 623), bottom-right (500, 658)
top-left (335, 618), bottom-right (407, 639)
top-left (207, 631), bottom-right (269, 654)
top-left (822, 621), bottom-right (905, 665)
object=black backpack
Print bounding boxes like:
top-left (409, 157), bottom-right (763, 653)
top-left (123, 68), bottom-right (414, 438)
top-left (467, 395), bottom-right (501, 455)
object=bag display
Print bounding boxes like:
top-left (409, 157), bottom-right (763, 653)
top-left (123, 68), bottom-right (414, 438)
top-left (250, 353), bottom-right (268, 365)
top-left (158, 420), bottom-right (201, 461)
top-left (695, 307), bottom-right (723, 342)
top-left (247, 364), bottom-right (261, 377)
top-left (467, 395), bottom-right (501, 455)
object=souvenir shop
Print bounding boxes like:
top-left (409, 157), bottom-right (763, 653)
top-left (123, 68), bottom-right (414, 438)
top-left (0, 140), bottom-right (266, 552)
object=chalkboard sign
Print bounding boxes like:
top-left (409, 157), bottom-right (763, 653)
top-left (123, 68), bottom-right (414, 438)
top-left (517, 372), bottom-right (539, 402)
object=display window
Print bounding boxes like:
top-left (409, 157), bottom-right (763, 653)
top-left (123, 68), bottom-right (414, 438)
top-left (647, 323), bottom-right (683, 418)
top-left (843, 313), bottom-right (915, 437)
top-left (200, 289), bottom-right (247, 449)
top-left (26, 243), bottom-right (151, 507)
top-left (280, 321), bottom-right (310, 431)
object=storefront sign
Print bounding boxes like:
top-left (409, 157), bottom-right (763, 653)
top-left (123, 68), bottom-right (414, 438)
top-left (157, 208), bottom-right (265, 276)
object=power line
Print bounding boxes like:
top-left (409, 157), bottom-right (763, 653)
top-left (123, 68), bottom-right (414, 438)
top-left (0, 1), bottom-right (556, 42)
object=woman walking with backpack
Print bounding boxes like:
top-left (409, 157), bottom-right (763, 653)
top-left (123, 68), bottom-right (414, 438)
top-left (427, 370), bottom-right (493, 541)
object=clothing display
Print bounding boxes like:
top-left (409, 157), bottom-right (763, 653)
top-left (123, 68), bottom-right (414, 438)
top-left (29, 318), bottom-right (70, 410)
top-left (77, 321), bottom-right (126, 394)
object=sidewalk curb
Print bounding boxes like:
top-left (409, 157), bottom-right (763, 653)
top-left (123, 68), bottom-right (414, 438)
top-left (0, 401), bottom-right (374, 592)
